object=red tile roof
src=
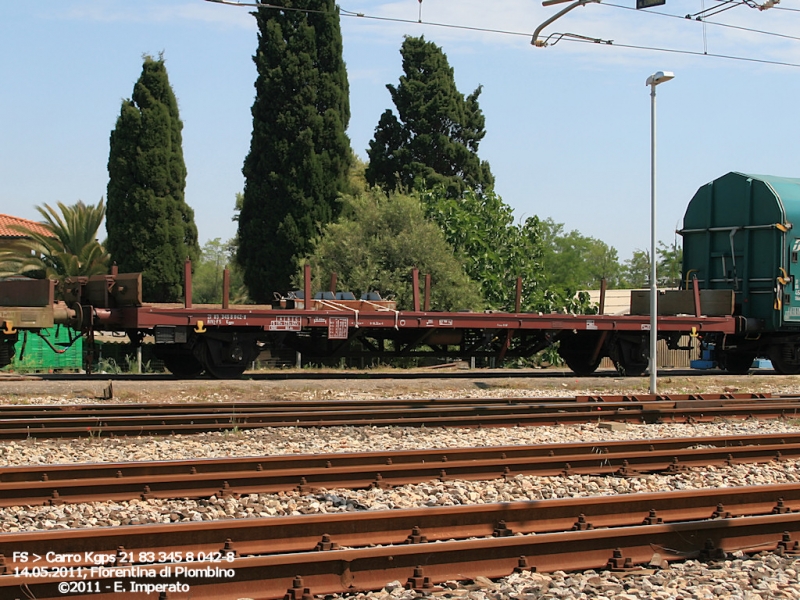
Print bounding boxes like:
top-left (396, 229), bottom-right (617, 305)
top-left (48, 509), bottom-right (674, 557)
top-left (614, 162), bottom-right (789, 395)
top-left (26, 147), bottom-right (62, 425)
top-left (0, 214), bottom-right (55, 239)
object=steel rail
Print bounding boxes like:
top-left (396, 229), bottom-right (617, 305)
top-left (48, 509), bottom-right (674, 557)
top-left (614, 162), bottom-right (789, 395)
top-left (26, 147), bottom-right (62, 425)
top-left (0, 392), bottom-right (780, 415)
top-left (2, 433), bottom-right (800, 506)
top-left (2, 399), bottom-right (800, 439)
top-left (2, 482), bottom-right (799, 568)
top-left (3, 430), bottom-right (796, 482)
top-left (2, 489), bottom-right (800, 599)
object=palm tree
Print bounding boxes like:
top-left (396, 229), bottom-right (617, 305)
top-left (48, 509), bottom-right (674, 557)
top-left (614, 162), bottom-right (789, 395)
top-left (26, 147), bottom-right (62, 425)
top-left (0, 199), bottom-right (110, 279)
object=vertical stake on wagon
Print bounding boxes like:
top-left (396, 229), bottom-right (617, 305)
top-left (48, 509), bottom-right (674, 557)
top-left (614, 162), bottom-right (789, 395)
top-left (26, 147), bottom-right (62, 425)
top-left (304, 263), bottom-right (312, 310)
top-left (424, 273), bottom-right (431, 312)
top-left (184, 257), bottom-right (193, 309)
top-left (222, 267), bottom-right (230, 310)
top-left (412, 268), bottom-right (420, 312)
top-left (692, 275), bottom-right (702, 318)
top-left (599, 277), bottom-right (607, 315)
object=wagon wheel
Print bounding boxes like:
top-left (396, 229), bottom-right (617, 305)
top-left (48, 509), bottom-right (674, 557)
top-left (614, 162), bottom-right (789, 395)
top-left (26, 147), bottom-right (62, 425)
top-left (0, 337), bottom-right (16, 369)
top-left (613, 356), bottom-right (648, 377)
top-left (199, 337), bottom-right (253, 380)
top-left (162, 353), bottom-right (204, 379)
top-left (612, 337), bottom-right (648, 377)
top-left (770, 346), bottom-right (800, 375)
top-left (558, 332), bottom-right (603, 376)
top-left (718, 351), bottom-right (756, 375)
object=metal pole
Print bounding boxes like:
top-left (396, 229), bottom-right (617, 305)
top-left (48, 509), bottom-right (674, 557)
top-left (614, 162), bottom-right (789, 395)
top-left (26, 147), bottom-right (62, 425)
top-left (649, 82), bottom-right (658, 395)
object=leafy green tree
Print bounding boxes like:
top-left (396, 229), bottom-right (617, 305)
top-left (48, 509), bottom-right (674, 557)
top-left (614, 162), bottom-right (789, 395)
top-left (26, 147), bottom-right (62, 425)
top-left (348, 153), bottom-right (369, 196)
top-left (539, 218), bottom-right (622, 293)
top-left (191, 238), bottom-right (248, 304)
top-left (621, 249), bottom-right (651, 288)
top-left (299, 189), bottom-right (483, 311)
top-left (419, 187), bottom-right (543, 312)
top-left (657, 240), bottom-right (683, 288)
top-left (238, 0), bottom-right (352, 301)
top-left (366, 36), bottom-right (494, 197)
top-left (106, 54), bottom-right (199, 302)
top-left (0, 199), bottom-right (109, 280)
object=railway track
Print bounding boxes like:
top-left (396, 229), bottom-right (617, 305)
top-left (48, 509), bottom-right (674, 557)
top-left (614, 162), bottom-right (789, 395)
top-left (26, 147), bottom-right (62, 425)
top-left (4, 392), bottom-right (800, 598)
top-left (0, 392), bottom-right (778, 414)
top-left (1, 393), bottom-right (798, 438)
top-left (2, 484), bottom-right (799, 599)
top-left (1, 432), bottom-right (798, 506)
top-left (13, 367), bottom-right (775, 382)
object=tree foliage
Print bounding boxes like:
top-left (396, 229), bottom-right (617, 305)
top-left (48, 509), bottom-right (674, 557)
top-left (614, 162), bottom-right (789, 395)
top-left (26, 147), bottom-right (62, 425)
top-left (620, 249), bottom-right (651, 288)
top-left (539, 218), bottom-right (622, 294)
top-left (238, 0), bottom-right (352, 301)
top-left (419, 187), bottom-right (544, 312)
top-left (192, 238), bottom-right (249, 304)
top-left (618, 242), bottom-right (683, 289)
top-left (0, 199), bottom-right (109, 280)
top-left (365, 36), bottom-right (494, 197)
top-left (106, 54), bottom-right (199, 302)
top-left (298, 189), bottom-right (484, 312)
top-left (657, 240), bottom-right (683, 288)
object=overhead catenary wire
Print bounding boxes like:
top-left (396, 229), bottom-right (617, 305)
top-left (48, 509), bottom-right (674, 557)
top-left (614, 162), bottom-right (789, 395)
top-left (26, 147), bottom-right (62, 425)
top-left (204, 0), bottom-right (800, 69)
top-left (559, 34), bottom-right (800, 68)
top-left (686, 0), bottom-right (749, 20)
top-left (603, 2), bottom-right (800, 43)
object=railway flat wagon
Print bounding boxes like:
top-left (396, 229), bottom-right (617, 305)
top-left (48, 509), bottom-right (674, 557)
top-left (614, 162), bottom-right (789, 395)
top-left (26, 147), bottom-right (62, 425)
top-left (0, 264), bottom-right (739, 378)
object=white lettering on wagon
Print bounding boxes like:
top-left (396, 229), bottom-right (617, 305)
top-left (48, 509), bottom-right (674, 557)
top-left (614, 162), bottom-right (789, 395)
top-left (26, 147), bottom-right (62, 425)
top-left (438, 319), bottom-right (453, 326)
top-left (586, 320), bottom-right (598, 330)
top-left (328, 317), bottom-right (349, 339)
top-left (268, 316), bottom-right (302, 331)
top-left (206, 314), bottom-right (248, 326)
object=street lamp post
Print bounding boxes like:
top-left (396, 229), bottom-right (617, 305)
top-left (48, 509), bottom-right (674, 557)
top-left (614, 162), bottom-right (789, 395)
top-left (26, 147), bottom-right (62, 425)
top-left (645, 70), bottom-right (674, 396)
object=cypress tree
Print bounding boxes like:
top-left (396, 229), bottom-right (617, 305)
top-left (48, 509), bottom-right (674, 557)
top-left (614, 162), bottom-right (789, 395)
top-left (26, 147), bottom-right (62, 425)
top-left (238, 0), bottom-right (352, 300)
top-left (106, 54), bottom-right (199, 302)
top-left (366, 36), bottom-right (494, 197)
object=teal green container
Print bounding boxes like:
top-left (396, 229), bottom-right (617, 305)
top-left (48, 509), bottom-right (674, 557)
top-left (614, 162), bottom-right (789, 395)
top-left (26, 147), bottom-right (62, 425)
top-left (8, 327), bottom-right (83, 372)
top-left (681, 172), bottom-right (800, 331)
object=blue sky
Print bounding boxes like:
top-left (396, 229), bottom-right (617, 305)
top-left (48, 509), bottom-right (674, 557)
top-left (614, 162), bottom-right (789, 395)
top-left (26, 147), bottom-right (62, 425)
top-left (1, 0), bottom-right (797, 263)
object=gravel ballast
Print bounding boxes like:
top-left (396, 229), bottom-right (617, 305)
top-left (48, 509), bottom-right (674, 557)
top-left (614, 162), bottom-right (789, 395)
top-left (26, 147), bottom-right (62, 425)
top-left (4, 376), bottom-right (800, 599)
top-left (3, 419), bottom-right (800, 466)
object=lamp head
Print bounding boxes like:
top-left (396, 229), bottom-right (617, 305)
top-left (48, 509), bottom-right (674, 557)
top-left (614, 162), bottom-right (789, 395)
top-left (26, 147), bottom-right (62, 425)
top-left (646, 71), bottom-right (675, 86)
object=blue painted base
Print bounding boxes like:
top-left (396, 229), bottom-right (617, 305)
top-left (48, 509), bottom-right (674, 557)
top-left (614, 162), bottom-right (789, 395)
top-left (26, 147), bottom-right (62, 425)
top-left (690, 359), bottom-right (718, 370)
